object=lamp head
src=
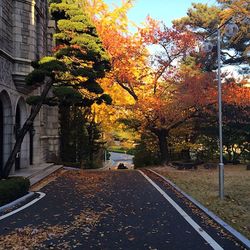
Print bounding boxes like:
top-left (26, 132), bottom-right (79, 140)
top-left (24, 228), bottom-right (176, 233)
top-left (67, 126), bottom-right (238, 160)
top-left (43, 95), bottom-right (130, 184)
top-left (201, 41), bottom-right (214, 53)
top-left (224, 23), bottom-right (239, 37)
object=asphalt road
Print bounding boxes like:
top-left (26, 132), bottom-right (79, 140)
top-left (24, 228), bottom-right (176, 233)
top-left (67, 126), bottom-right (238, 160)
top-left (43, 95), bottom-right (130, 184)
top-left (109, 152), bottom-right (134, 169)
top-left (0, 169), bottom-right (246, 250)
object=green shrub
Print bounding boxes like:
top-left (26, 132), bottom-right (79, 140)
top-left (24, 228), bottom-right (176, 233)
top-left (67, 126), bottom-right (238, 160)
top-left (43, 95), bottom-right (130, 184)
top-left (109, 149), bottom-right (126, 154)
top-left (62, 162), bottom-right (81, 168)
top-left (133, 149), bottom-right (160, 168)
top-left (126, 148), bottom-right (135, 155)
top-left (133, 135), bottom-right (160, 168)
top-left (0, 177), bottom-right (30, 206)
top-left (62, 161), bottom-right (100, 169)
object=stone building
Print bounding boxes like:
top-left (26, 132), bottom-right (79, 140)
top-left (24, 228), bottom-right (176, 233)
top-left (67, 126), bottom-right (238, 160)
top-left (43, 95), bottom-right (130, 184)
top-left (0, 0), bottom-right (59, 174)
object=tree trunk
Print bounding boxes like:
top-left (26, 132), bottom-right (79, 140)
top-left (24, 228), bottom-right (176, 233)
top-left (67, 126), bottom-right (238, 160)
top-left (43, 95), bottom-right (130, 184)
top-left (59, 104), bottom-right (71, 162)
top-left (155, 129), bottom-right (169, 164)
top-left (181, 149), bottom-right (191, 161)
top-left (88, 121), bottom-right (94, 166)
top-left (226, 145), bottom-right (232, 162)
top-left (1, 77), bottom-right (53, 179)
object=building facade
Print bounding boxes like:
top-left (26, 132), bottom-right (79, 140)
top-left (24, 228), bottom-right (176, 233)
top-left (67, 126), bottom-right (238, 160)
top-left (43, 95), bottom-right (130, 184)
top-left (0, 0), bottom-right (59, 173)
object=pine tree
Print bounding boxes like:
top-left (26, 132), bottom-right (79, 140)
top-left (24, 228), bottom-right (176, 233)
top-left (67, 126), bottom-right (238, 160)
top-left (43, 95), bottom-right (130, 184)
top-left (173, 2), bottom-right (249, 70)
top-left (1, 0), bottom-right (111, 178)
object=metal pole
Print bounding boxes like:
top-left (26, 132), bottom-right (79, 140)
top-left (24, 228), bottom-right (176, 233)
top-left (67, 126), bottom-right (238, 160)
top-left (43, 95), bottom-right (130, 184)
top-left (217, 28), bottom-right (224, 200)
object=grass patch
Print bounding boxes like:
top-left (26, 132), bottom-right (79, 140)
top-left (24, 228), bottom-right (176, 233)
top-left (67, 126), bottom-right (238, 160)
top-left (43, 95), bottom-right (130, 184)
top-left (108, 146), bottom-right (135, 155)
top-left (0, 177), bottom-right (30, 206)
top-left (154, 164), bottom-right (250, 239)
top-left (108, 146), bottom-right (127, 154)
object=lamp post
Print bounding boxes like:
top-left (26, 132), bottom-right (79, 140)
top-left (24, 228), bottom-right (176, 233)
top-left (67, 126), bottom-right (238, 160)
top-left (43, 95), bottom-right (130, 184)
top-left (217, 27), bottom-right (224, 199)
top-left (202, 20), bottom-right (239, 200)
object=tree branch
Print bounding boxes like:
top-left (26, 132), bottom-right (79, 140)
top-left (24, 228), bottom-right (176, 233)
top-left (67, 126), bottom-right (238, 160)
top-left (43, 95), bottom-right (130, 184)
top-left (2, 77), bottom-right (54, 178)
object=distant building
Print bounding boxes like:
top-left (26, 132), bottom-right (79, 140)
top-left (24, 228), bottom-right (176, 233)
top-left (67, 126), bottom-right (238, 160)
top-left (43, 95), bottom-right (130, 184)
top-left (0, 0), bottom-right (59, 173)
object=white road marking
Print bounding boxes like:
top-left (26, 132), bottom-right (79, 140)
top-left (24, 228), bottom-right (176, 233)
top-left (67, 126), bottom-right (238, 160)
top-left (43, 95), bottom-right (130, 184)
top-left (0, 192), bottom-right (46, 220)
top-left (139, 170), bottom-right (224, 250)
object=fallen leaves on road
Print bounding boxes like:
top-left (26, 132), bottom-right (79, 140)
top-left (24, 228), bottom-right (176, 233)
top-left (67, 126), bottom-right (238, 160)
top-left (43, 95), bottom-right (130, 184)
top-left (65, 171), bottom-right (108, 197)
top-left (0, 170), bottom-right (115, 249)
top-left (0, 225), bottom-right (64, 249)
top-left (0, 207), bottom-right (114, 249)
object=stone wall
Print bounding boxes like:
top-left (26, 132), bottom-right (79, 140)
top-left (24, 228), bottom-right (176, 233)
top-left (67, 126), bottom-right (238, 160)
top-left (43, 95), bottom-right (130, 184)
top-left (0, 0), bottom-right (59, 172)
top-left (0, 0), bottom-right (13, 55)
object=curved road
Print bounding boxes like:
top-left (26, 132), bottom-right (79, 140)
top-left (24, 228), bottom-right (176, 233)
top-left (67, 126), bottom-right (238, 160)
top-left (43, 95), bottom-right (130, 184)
top-left (0, 169), bottom-right (246, 249)
top-left (109, 152), bottom-right (134, 169)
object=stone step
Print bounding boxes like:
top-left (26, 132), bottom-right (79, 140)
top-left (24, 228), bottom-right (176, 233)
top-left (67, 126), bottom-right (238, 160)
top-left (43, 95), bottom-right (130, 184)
top-left (29, 165), bottom-right (63, 186)
top-left (10, 163), bottom-right (63, 186)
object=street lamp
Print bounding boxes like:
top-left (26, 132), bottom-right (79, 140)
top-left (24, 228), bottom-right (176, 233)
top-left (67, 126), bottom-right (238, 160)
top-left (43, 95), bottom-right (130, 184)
top-left (202, 21), bottom-right (239, 200)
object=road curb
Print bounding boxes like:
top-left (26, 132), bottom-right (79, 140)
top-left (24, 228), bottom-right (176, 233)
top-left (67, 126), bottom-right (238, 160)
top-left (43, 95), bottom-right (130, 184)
top-left (0, 192), bottom-right (45, 220)
top-left (0, 165), bottom-right (63, 215)
top-left (0, 192), bottom-right (35, 213)
top-left (149, 169), bottom-right (250, 249)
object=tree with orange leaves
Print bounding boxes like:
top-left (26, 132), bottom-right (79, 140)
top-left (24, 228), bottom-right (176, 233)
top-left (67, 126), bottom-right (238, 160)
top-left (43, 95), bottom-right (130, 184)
top-left (82, 1), bottom-right (209, 163)
top-left (83, 0), bottom-right (147, 101)
top-left (83, 0), bottom-right (250, 164)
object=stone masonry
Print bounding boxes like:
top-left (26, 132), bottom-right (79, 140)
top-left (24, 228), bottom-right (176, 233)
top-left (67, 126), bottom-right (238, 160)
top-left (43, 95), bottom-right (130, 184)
top-left (0, 0), bottom-right (59, 173)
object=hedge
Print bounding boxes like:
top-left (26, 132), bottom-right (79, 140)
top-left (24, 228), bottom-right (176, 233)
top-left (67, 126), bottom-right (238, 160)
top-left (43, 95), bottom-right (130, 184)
top-left (0, 177), bottom-right (30, 206)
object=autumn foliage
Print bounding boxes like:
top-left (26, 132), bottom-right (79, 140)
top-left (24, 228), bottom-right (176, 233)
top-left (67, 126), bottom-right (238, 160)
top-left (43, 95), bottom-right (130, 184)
top-left (81, 0), bottom-right (249, 164)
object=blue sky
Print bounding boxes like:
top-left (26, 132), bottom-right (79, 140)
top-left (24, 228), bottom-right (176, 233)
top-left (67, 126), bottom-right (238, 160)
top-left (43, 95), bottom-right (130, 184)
top-left (104, 0), bottom-right (215, 27)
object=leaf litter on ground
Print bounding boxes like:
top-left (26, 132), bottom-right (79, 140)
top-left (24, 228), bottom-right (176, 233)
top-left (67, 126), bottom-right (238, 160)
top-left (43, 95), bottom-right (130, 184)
top-left (0, 170), bottom-right (115, 249)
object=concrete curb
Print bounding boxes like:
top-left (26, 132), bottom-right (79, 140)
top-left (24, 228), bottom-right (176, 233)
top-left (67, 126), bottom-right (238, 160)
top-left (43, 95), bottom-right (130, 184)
top-left (63, 166), bottom-right (81, 171)
top-left (149, 169), bottom-right (250, 249)
top-left (100, 161), bottom-right (115, 170)
top-left (0, 192), bottom-right (35, 213)
top-left (0, 192), bottom-right (46, 221)
top-left (0, 165), bottom-right (62, 219)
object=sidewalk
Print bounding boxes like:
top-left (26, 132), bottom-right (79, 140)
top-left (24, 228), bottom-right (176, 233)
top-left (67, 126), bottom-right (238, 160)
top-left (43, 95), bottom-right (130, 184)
top-left (10, 163), bottom-right (63, 186)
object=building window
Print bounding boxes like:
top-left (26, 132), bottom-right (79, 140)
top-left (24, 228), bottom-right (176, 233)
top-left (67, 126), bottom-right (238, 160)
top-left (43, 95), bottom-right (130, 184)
top-left (36, 13), bottom-right (40, 60)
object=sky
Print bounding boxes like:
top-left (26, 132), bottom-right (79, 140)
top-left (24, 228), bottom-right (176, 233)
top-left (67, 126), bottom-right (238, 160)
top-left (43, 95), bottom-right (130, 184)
top-left (104, 0), bottom-right (215, 28)
top-left (102, 0), bottom-right (246, 75)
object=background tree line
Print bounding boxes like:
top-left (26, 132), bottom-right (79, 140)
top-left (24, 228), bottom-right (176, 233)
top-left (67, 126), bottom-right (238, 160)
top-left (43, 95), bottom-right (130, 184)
top-left (2, 0), bottom-right (249, 178)
top-left (83, 0), bottom-right (249, 166)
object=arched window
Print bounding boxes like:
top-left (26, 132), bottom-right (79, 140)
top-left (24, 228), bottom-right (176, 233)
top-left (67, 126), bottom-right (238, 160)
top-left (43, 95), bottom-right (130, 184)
top-left (15, 97), bottom-right (29, 169)
top-left (0, 91), bottom-right (13, 172)
top-left (15, 104), bottom-right (21, 170)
